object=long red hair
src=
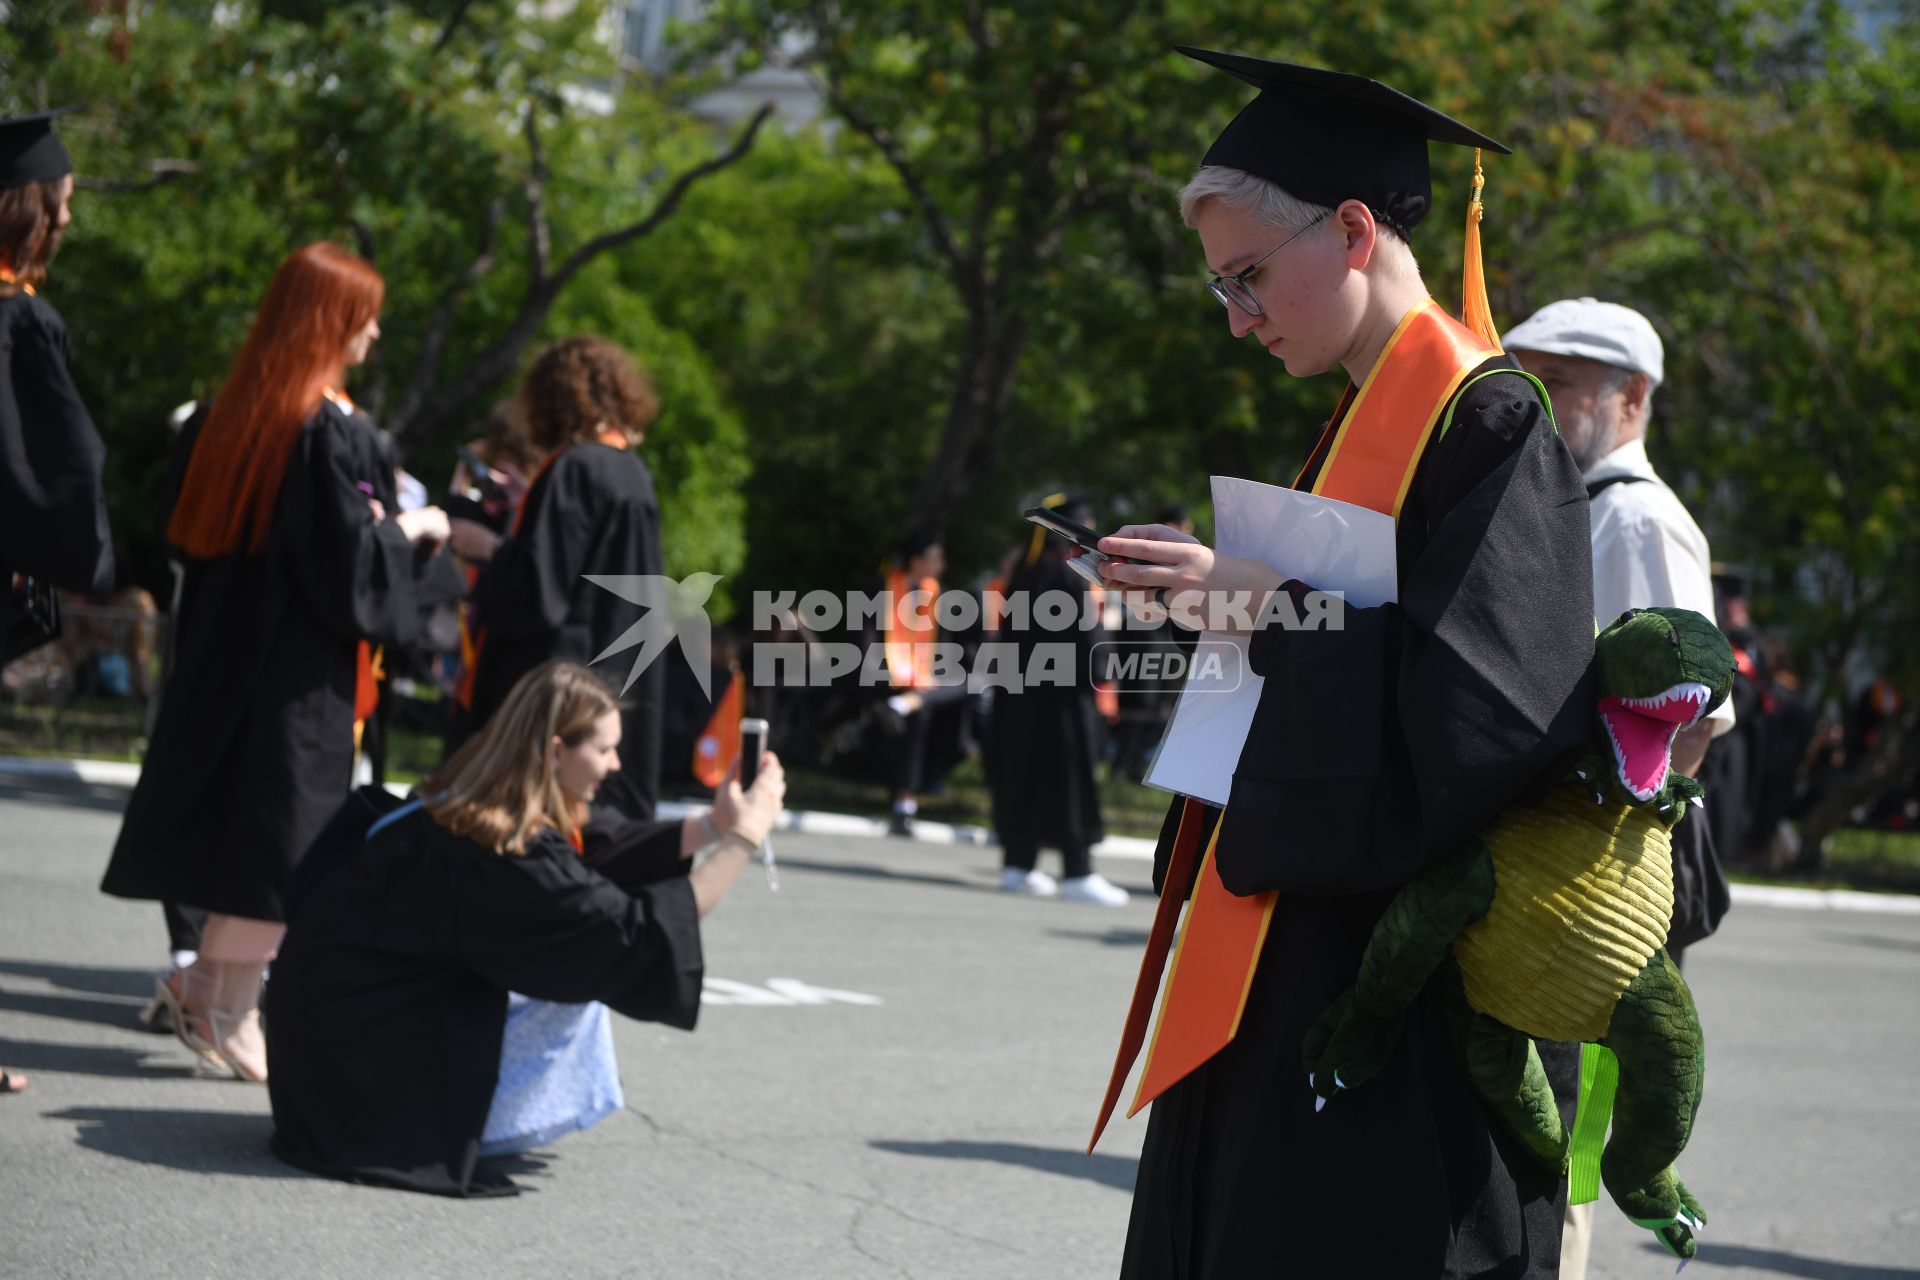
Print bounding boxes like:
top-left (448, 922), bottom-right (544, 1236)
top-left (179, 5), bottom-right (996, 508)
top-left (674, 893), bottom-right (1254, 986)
top-left (168, 242), bottom-right (385, 557)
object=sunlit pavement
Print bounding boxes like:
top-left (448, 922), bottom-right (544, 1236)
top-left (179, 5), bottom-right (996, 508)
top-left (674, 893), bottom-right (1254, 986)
top-left (2, 771), bottom-right (1916, 1279)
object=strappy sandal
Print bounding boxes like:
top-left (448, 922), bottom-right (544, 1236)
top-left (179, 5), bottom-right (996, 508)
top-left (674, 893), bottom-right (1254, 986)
top-left (198, 1007), bottom-right (268, 1084)
top-left (150, 970), bottom-right (228, 1074)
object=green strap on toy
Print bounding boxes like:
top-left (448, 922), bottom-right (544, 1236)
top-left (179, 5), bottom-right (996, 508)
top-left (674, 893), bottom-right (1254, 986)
top-left (1435, 367), bottom-right (1559, 443)
top-left (1567, 1042), bottom-right (1619, 1205)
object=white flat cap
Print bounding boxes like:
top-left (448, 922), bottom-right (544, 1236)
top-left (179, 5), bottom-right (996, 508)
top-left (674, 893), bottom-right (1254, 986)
top-left (1502, 297), bottom-right (1664, 389)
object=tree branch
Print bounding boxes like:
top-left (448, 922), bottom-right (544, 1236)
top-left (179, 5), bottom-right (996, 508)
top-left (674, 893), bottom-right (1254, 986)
top-left (799, 66), bottom-right (969, 284)
top-left (522, 105), bottom-right (551, 286)
top-left (393, 103), bottom-right (775, 444)
top-left (391, 195), bottom-right (505, 431)
top-left (432, 0), bottom-right (479, 56)
top-left (74, 158), bottom-right (198, 194)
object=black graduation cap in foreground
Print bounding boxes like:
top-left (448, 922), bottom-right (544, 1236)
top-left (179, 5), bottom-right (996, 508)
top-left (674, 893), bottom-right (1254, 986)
top-left (1, 106), bottom-right (79, 191)
top-left (1178, 47), bottom-right (1507, 238)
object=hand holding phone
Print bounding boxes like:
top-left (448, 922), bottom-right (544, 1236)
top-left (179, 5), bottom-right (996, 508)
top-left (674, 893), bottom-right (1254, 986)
top-left (733, 718), bottom-right (776, 890)
top-left (1023, 507), bottom-right (1130, 587)
top-left (738, 717), bottom-right (768, 789)
top-left (454, 445), bottom-right (509, 504)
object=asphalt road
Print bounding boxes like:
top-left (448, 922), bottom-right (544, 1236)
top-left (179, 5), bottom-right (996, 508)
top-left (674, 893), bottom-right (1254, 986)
top-left (2, 772), bottom-right (1917, 1279)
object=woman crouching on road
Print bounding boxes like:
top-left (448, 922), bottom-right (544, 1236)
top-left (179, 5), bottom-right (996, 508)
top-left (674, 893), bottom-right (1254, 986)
top-left (266, 660), bottom-right (784, 1196)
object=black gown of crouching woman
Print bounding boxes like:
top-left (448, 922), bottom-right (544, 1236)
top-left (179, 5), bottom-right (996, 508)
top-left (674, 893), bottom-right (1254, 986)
top-left (266, 664), bottom-right (703, 1196)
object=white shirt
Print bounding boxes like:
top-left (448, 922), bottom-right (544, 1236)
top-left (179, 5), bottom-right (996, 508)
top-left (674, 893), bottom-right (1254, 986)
top-left (1583, 436), bottom-right (1735, 735)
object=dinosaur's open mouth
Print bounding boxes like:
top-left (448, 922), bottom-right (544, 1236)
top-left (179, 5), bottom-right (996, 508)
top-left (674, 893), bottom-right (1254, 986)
top-left (1598, 682), bottom-right (1713, 802)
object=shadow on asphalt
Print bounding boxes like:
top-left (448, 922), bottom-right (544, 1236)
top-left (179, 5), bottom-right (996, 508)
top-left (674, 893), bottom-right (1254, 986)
top-left (1814, 929), bottom-right (1920, 956)
top-left (1047, 927), bottom-right (1151, 948)
top-left (0, 774), bottom-right (129, 814)
top-left (1639, 1241), bottom-right (1920, 1278)
top-left (869, 1139), bottom-right (1137, 1192)
top-left (0, 1038), bottom-right (202, 1080)
top-left (770, 857), bottom-right (992, 894)
top-left (46, 1106), bottom-right (301, 1178)
top-left (0, 958), bottom-right (157, 1000)
top-left (0, 986), bottom-right (154, 1032)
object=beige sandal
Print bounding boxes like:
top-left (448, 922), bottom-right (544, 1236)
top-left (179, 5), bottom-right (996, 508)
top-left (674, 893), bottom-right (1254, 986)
top-left (150, 969), bottom-right (228, 1074)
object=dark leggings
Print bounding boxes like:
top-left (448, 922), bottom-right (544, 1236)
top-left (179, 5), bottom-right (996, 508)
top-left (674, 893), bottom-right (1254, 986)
top-left (890, 684), bottom-right (969, 795)
top-left (1002, 839), bottom-right (1092, 879)
top-left (163, 901), bottom-right (206, 957)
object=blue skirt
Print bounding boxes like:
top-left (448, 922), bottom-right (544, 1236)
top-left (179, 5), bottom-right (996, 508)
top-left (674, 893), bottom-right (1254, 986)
top-left (479, 995), bottom-right (624, 1157)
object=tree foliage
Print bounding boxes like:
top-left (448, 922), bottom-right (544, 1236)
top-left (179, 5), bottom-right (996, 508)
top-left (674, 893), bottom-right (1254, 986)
top-left (6, 0), bottom-right (1917, 745)
top-left (3, 0), bottom-right (764, 598)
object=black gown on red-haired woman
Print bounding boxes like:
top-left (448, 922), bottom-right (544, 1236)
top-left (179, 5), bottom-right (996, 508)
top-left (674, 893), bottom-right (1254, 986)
top-left (101, 396), bottom-right (421, 921)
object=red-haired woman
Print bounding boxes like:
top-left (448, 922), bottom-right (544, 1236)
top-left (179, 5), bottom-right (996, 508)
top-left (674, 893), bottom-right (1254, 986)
top-left (101, 242), bottom-right (449, 1082)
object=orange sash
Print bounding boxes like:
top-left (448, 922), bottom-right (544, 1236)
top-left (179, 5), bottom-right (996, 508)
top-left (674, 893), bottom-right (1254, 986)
top-left (883, 569), bottom-right (940, 690)
top-left (1089, 300), bottom-right (1497, 1151)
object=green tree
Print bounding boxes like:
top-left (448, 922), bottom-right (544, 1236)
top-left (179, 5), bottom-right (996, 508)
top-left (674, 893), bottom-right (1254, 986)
top-left (2, 0), bottom-right (768, 595)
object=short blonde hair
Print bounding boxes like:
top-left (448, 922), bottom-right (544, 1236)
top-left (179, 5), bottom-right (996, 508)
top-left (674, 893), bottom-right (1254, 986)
top-left (1178, 165), bottom-right (1420, 277)
top-left (423, 662), bottom-right (619, 855)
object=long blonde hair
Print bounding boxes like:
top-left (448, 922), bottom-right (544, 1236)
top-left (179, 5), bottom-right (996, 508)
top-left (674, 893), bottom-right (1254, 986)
top-left (423, 661), bottom-right (618, 854)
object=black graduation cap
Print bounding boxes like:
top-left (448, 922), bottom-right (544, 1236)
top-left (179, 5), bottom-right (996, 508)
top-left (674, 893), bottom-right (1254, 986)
top-left (1, 106), bottom-right (79, 191)
top-left (1177, 47), bottom-right (1507, 238)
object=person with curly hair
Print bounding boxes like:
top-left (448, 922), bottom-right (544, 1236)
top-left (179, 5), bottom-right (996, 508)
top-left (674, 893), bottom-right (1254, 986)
top-left (450, 336), bottom-right (669, 834)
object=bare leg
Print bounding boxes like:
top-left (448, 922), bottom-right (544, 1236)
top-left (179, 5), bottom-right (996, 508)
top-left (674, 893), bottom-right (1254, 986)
top-left (176, 913), bottom-right (283, 1084)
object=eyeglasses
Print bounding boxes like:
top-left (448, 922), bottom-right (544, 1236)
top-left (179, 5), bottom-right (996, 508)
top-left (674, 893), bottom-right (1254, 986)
top-left (1206, 211), bottom-right (1331, 316)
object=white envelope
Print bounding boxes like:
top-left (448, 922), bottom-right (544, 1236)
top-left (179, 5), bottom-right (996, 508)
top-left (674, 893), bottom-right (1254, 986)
top-left (1143, 477), bottom-right (1398, 806)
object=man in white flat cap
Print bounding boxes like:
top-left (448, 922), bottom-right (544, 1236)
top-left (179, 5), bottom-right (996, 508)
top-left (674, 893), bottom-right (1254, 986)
top-left (1504, 296), bottom-right (1736, 1280)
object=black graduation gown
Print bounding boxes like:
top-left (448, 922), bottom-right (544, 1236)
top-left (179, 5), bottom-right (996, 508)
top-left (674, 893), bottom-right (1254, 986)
top-left (1121, 359), bottom-right (1596, 1279)
top-left (265, 810), bottom-right (701, 1196)
top-left (468, 443), bottom-right (665, 824)
top-left (985, 554), bottom-right (1106, 852)
top-left (0, 291), bottom-right (114, 638)
top-left (100, 401), bottom-right (420, 921)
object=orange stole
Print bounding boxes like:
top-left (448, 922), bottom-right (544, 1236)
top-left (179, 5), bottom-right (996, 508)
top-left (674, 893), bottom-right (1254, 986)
top-left (1089, 300), bottom-right (1497, 1151)
top-left (883, 569), bottom-right (940, 690)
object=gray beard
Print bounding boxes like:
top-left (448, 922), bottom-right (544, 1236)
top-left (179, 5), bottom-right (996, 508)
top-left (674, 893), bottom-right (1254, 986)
top-left (1563, 412), bottom-right (1619, 474)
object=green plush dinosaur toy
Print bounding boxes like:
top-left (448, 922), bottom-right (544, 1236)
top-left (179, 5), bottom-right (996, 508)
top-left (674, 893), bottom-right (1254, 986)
top-left (1301, 607), bottom-right (1734, 1262)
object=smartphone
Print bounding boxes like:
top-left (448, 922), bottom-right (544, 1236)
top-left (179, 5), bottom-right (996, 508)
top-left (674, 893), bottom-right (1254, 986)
top-left (738, 717), bottom-right (769, 789)
top-left (1023, 507), bottom-right (1127, 586)
top-left (1023, 506), bottom-right (1108, 554)
top-left (454, 445), bottom-right (508, 503)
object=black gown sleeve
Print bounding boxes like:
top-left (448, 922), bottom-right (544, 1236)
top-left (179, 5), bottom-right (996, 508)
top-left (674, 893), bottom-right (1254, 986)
top-left (1215, 371), bottom-right (1595, 898)
top-left (580, 817), bottom-right (689, 892)
top-left (471, 451), bottom-right (604, 639)
top-left (279, 408), bottom-right (421, 646)
top-left (453, 833), bottom-right (703, 1029)
top-left (0, 301), bottom-right (114, 593)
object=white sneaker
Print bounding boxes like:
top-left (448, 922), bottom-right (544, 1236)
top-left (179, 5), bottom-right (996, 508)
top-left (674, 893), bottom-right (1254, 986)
top-left (1059, 873), bottom-right (1130, 907)
top-left (1000, 868), bottom-right (1059, 896)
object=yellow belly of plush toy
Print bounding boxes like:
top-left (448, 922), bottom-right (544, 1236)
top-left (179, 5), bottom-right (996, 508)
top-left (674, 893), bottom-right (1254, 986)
top-left (1452, 787), bottom-right (1676, 1043)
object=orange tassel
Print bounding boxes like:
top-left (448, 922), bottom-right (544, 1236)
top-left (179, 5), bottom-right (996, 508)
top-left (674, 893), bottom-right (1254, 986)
top-left (1461, 149), bottom-right (1501, 348)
